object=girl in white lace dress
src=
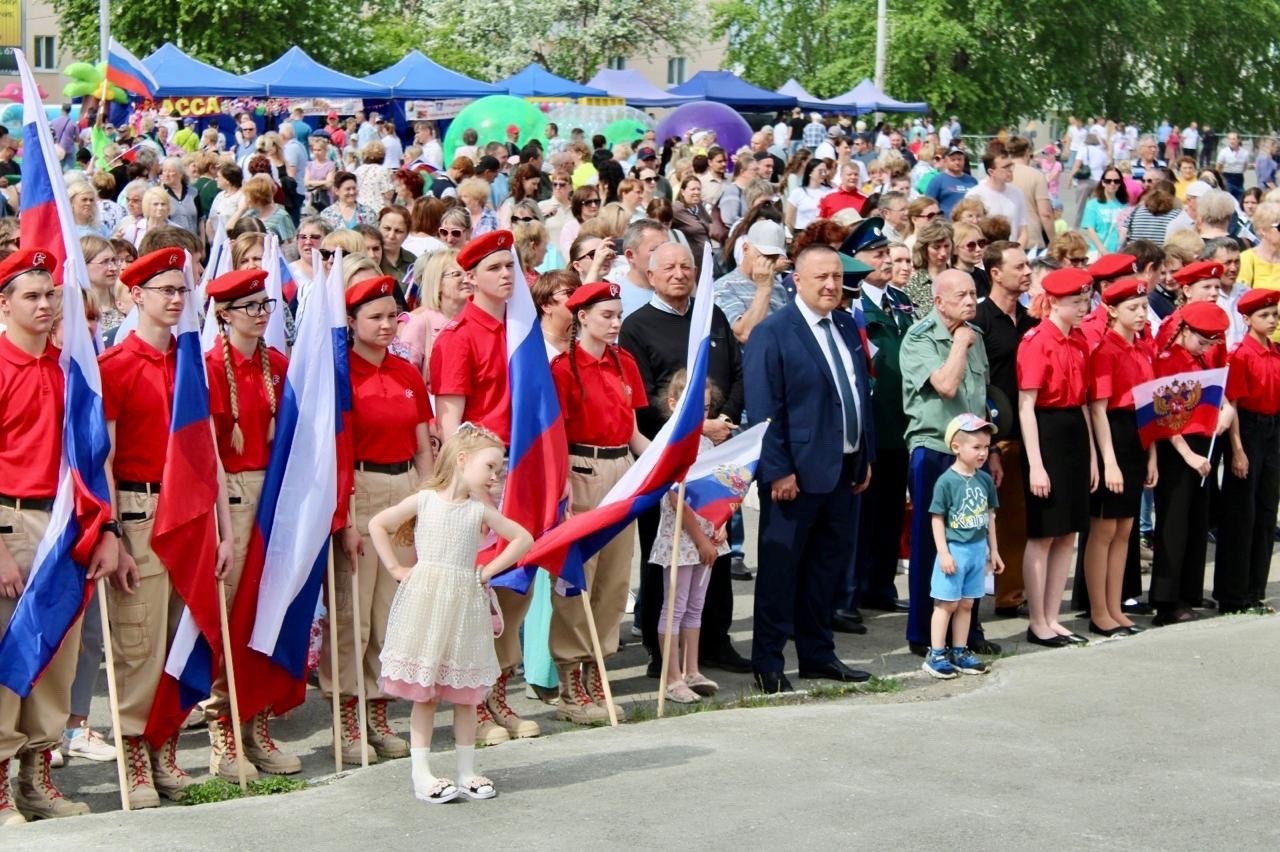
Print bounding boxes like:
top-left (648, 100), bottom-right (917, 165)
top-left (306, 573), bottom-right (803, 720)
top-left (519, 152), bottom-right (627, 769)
top-left (368, 425), bottom-right (533, 804)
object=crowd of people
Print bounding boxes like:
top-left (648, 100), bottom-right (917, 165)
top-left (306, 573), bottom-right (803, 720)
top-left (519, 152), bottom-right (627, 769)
top-left (1, 100), bottom-right (1277, 821)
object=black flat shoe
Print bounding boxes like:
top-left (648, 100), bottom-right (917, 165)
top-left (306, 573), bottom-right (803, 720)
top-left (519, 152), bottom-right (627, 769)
top-left (729, 558), bottom-right (754, 581)
top-left (835, 608), bottom-right (863, 623)
top-left (797, 660), bottom-right (872, 683)
top-left (1122, 624), bottom-right (1145, 634)
top-left (701, 647), bottom-right (752, 673)
top-left (1151, 608), bottom-right (1198, 627)
top-left (970, 639), bottom-right (1002, 656)
top-left (908, 642), bottom-right (929, 658)
top-left (1063, 633), bottom-right (1089, 644)
top-left (1088, 621), bottom-right (1129, 638)
top-left (831, 615), bottom-right (868, 634)
top-left (754, 671), bottom-right (794, 694)
top-left (1122, 600), bottom-right (1154, 615)
top-left (1025, 629), bottom-right (1071, 648)
top-left (645, 654), bottom-right (662, 678)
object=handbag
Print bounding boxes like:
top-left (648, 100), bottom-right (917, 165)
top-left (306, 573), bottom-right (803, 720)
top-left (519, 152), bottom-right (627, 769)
top-left (1075, 163), bottom-right (1091, 181)
top-left (487, 585), bottom-right (504, 638)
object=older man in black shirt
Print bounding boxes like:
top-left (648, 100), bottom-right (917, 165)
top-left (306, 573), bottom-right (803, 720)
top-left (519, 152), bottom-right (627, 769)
top-left (620, 242), bottom-right (749, 676)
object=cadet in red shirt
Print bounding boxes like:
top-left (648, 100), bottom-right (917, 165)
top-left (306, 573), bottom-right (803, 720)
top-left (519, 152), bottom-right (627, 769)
top-left (1153, 260), bottom-right (1225, 356)
top-left (203, 268), bottom-right (298, 779)
top-left (1078, 252), bottom-right (1138, 350)
top-left (0, 249), bottom-right (117, 822)
top-left (1083, 279), bottom-right (1156, 637)
top-left (548, 282), bottom-right (650, 725)
top-left (98, 247), bottom-right (232, 808)
top-left (1216, 289), bottom-right (1280, 613)
top-left (1151, 301), bottom-right (1230, 625)
top-left (1016, 267), bottom-right (1096, 647)
top-left (321, 257), bottom-right (433, 766)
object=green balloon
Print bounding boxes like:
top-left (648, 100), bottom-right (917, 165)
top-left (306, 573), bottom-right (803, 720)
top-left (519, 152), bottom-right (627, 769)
top-left (64, 62), bottom-right (98, 82)
top-left (603, 118), bottom-right (652, 148)
top-left (442, 96), bottom-right (547, 163)
top-left (63, 82), bottom-right (96, 98)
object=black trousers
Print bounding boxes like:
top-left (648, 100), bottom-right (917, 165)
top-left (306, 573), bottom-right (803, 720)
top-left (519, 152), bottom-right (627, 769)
top-left (1152, 436), bottom-right (1212, 611)
top-left (753, 454), bottom-right (859, 674)
top-left (638, 507), bottom-right (736, 658)
top-left (1215, 410), bottom-right (1280, 608)
top-left (853, 446), bottom-right (907, 608)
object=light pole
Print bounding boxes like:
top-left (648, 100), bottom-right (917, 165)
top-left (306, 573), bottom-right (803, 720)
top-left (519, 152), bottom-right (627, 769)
top-left (874, 0), bottom-right (887, 90)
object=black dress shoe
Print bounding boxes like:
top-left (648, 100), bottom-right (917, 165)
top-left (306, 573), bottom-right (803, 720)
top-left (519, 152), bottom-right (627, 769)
top-left (994, 603), bottom-right (1030, 618)
top-left (862, 599), bottom-right (910, 613)
top-left (1121, 600), bottom-right (1154, 615)
top-left (645, 654), bottom-right (662, 678)
top-left (969, 639), bottom-right (1002, 655)
top-left (831, 615), bottom-right (868, 634)
top-left (1088, 621), bottom-right (1128, 637)
top-left (1063, 632), bottom-right (1089, 645)
top-left (1196, 597), bottom-right (1216, 610)
top-left (908, 642), bottom-right (929, 658)
top-left (835, 608), bottom-right (864, 623)
top-left (754, 671), bottom-right (794, 694)
top-left (730, 557), bottom-right (754, 581)
top-left (1151, 607), bottom-right (1199, 626)
top-left (1025, 629), bottom-right (1071, 648)
top-left (701, 646), bottom-right (752, 673)
top-left (1123, 624), bottom-right (1146, 634)
top-left (798, 660), bottom-right (872, 682)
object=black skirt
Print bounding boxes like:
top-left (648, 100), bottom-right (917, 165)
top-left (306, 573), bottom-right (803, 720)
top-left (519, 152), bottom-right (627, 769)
top-left (1024, 407), bottom-right (1091, 538)
top-left (1091, 408), bottom-right (1146, 519)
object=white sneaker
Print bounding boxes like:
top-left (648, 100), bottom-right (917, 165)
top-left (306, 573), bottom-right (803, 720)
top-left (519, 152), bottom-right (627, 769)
top-left (66, 724), bottom-right (118, 763)
top-left (625, 591), bottom-right (636, 615)
top-left (49, 746), bottom-right (65, 769)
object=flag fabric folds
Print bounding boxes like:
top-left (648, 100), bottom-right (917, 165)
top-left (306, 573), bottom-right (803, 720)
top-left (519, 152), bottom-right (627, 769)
top-left (1133, 367), bottom-right (1227, 449)
top-left (680, 421), bottom-right (767, 530)
top-left (0, 50), bottom-right (112, 696)
top-left (106, 38), bottom-right (160, 98)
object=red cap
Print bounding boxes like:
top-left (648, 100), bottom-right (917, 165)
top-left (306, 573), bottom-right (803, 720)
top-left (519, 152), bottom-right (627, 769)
top-left (1237, 288), bottom-right (1280, 315)
top-left (566, 281), bottom-right (620, 313)
top-left (206, 269), bottom-right (268, 303)
top-left (1086, 253), bottom-right (1138, 283)
top-left (345, 275), bottom-right (398, 309)
top-left (1172, 260), bottom-right (1224, 287)
top-left (506, 124), bottom-right (520, 136)
top-left (1042, 267), bottom-right (1093, 298)
top-left (121, 248), bottom-right (187, 288)
top-left (0, 248), bottom-right (58, 289)
top-left (1179, 301), bottom-right (1229, 337)
top-left (456, 230), bottom-right (513, 271)
top-left (1101, 277), bottom-right (1148, 306)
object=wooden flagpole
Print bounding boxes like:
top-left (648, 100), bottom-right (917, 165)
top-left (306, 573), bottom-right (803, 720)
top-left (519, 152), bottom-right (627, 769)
top-left (325, 549), bottom-right (342, 774)
top-left (95, 579), bottom-right (131, 812)
top-left (349, 496), bottom-right (370, 768)
top-left (216, 577), bottom-right (249, 791)
top-left (579, 592), bottom-right (618, 727)
top-left (656, 481), bottom-right (687, 719)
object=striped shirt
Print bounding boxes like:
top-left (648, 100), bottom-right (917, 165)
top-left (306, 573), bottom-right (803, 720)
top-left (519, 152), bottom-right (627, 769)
top-left (1123, 205), bottom-right (1181, 245)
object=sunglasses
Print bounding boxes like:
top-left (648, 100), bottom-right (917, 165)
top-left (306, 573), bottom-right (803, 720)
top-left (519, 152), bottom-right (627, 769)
top-left (552, 181), bottom-right (569, 188)
top-left (319, 248), bottom-right (337, 261)
top-left (1101, 177), bottom-right (1122, 185)
top-left (918, 211), bottom-right (940, 220)
top-left (512, 215), bottom-right (536, 224)
top-left (642, 177), bottom-right (657, 184)
top-left (583, 198), bottom-right (601, 206)
top-left (1067, 255), bottom-right (1089, 267)
top-left (439, 228), bottom-right (466, 239)
top-left (297, 232), bottom-right (323, 242)
top-left (961, 239), bottom-right (988, 251)
top-left (574, 248), bottom-right (598, 262)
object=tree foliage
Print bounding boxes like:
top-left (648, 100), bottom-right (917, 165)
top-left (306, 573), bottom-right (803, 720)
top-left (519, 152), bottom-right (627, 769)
top-left (714, 0), bottom-right (1280, 130)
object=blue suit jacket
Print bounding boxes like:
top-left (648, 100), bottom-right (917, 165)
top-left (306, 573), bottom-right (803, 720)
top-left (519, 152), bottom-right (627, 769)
top-left (744, 301), bottom-right (875, 494)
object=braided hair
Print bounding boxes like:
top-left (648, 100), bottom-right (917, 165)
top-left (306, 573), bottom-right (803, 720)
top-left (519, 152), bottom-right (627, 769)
top-left (216, 301), bottom-right (279, 455)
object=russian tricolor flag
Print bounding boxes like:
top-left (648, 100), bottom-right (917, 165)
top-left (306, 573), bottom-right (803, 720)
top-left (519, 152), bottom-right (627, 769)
top-left (229, 252), bottom-right (346, 720)
top-left (0, 50), bottom-right (112, 696)
top-left (516, 245), bottom-right (715, 582)
top-left (489, 255), bottom-right (569, 593)
top-left (681, 421), bottom-right (767, 529)
top-left (1133, 367), bottom-right (1227, 450)
top-left (106, 38), bottom-right (159, 99)
top-left (144, 254), bottom-right (223, 747)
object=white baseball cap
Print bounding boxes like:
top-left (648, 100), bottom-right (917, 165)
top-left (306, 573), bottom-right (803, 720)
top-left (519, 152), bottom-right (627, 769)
top-left (745, 220), bottom-right (786, 256)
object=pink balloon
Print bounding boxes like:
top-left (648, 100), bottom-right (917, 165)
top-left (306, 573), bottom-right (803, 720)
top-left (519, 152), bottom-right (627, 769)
top-left (655, 101), bottom-right (753, 156)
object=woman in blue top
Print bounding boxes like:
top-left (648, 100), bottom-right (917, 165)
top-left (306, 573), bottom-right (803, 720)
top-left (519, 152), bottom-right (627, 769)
top-left (1081, 165), bottom-right (1129, 256)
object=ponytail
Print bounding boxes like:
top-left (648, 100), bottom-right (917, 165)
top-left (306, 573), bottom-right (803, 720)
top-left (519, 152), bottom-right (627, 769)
top-left (258, 341), bottom-right (278, 443)
top-left (219, 326), bottom-right (244, 455)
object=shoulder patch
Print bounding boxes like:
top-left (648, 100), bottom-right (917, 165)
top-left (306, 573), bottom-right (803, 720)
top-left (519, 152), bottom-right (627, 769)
top-left (907, 315), bottom-right (936, 336)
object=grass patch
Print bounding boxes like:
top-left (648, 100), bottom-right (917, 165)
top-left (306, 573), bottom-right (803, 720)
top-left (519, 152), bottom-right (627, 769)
top-left (616, 675), bottom-right (903, 723)
top-left (180, 775), bottom-right (308, 806)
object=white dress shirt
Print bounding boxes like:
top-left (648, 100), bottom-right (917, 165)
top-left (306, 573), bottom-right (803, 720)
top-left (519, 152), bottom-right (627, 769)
top-left (795, 296), bottom-right (861, 452)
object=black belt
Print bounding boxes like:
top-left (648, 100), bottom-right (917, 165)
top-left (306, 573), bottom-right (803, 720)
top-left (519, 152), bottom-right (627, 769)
top-left (355, 460), bottom-right (413, 475)
top-left (0, 495), bottom-right (55, 511)
top-left (118, 481), bottom-right (162, 494)
top-left (569, 444), bottom-right (629, 460)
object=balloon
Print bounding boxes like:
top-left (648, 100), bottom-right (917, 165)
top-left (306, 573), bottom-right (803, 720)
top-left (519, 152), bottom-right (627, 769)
top-left (602, 117), bottom-right (653, 148)
top-left (61, 61), bottom-right (127, 103)
top-left (442, 95), bottom-right (547, 163)
top-left (655, 101), bottom-right (753, 156)
top-left (545, 103), bottom-right (653, 149)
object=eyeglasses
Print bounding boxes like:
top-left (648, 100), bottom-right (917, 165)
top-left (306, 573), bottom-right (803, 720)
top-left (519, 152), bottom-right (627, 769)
top-left (552, 181), bottom-right (570, 188)
top-left (1067, 255), bottom-right (1090, 267)
top-left (141, 285), bottom-right (189, 299)
top-left (228, 298), bottom-right (277, 317)
top-left (1102, 178), bottom-right (1122, 185)
top-left (961, 239), bottom-right (988, 251)
top-left (512, 215), bottom-right (536, 224)
top-left (297, 232), bottom-right (323, 242)
top-left (442, 270), bottom-right (464, 279)
top-left (91, 257), bottom-right (123, 267)
top-left (438, 228), bottom-right (466, 239)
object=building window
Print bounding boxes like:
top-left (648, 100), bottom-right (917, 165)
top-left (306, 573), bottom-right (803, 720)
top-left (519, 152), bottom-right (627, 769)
top-left (33, 36), bottom-right (56, 71)
top-left (666, 57), bottom-right (686, 86)
top-left (607, 56), bottom-right (625, 71)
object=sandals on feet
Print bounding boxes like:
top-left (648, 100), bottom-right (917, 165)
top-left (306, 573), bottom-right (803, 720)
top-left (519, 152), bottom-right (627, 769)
top-left (685, 672), bottom-right (719, 696)
top-left (460, 775), bottom-right (497, 800)
top-left (665, 680), bottom-right (701, 704)
top-left (415, 777), bottom-right (459, 804)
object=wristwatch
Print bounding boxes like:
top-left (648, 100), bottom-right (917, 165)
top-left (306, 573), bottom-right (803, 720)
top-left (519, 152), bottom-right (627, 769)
top-left (100, 520), bottom-right (123, 539)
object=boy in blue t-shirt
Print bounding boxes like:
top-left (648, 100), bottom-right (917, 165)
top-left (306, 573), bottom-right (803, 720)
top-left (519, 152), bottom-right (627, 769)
top-left (925, 414), bottom-right (1005, 679)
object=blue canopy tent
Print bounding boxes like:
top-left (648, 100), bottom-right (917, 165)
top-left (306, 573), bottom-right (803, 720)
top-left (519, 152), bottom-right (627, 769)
top-left (142, 42), bottom-right (267, 97)
top-left (775, 78), bottom-right (855, 113)
top-left (585, 69), bottom-right (694, 108)
top-left (832, 79), bottom-right (927, 113)
top-left (668, 71), bottom-right (797, 112)
top-left (364, 50), bottom-right (502, 98)
top-left (243, 46), bottom-right (391, 98)
top-left (496, 63), bottom-right (607, 98)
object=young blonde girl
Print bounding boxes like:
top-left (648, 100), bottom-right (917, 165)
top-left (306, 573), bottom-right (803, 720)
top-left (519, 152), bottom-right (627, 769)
top-left (368, 425), bottom-right (533, 804)
top-left (653, 370), bottom-right (728, 704)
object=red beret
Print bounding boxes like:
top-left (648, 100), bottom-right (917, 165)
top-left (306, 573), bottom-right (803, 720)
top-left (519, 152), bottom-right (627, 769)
top-left (121, 248), bottom-right (187, 288)
top-left (1042, 267), bottom-right (1093, 298)
top-left (0, 248), bottom-right (58, 289)
top-left (1101, 277), bottom-right (1148, 306)
top-left (1172, 260), bottom-right (1224, 287)
top-left (1086, 253), bottom-right (1137, 283)
top-left (566, 281), bottom-right (621, 313)
top-left (345, 275), bottom-right (398, 309)
top-left (1180, 301), bottom-right (1229, 337)
top-left (456, 230), bottom-right (514, 271)
top-left (1237, 288), bottom-right (1280, 315)
top-left (207, 269), bottom-right (268, 303)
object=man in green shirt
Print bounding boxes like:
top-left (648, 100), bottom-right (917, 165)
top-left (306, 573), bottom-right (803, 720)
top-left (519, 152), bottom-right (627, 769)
top-left (898, 269), bottom-right (1000, 656)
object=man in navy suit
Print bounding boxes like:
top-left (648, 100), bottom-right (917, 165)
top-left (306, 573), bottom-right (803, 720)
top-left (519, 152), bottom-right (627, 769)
top-left (744, 244), bottom-right (876, 694)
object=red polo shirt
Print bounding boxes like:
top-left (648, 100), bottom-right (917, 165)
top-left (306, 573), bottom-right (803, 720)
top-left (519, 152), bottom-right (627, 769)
top-left (817, 188), bottom-right (868, 220)
top-left (429, 300), bottom-right (511, 443)
top-left (350, 350), bottom-right (431, 464)
top-left (1227, 334), bottom-right (1280, 416)
top-left (99, 333), bottom-right (175, 484)
top-left (1089, 329), bottom-right (1154, 410)
top-left (552, 344), bottom-right (648, 447)
top-left (206, 344), bottom-right (289, 473)
top-left (1017, 320), bottom-right (1090, 408)
top-left (0, 336), bottom-right (63, 498)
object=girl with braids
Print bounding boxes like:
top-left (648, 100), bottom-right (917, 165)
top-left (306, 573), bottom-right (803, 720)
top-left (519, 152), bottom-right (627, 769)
top-left (547, 282), bottom-right (651, 724)
top-left (202, 269), bottom-right (298, 779)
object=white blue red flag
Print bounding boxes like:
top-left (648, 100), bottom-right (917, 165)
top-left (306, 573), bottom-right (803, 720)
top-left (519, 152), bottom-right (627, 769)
top-left (516, 245), bottom-right (714, 585)
top-left (144, 254), bottom-right (222, 747)
top-left (681, 421), bottom-right (767, 529)
top-left (0, 51), bottom-right (112, 696)
top-left (261, 234), bottom-right (289, 353)
top-left (1133, 368), bottom-right (1227, 450)
top-left (106, 38), bottom-right (159, 98)
top-left (489, 255), bottom-right (569, 593)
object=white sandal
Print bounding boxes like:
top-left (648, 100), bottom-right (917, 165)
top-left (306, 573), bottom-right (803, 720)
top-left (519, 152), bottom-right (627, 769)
top-left (415, 777), bottom-right (459, 804)
top-left (665, 680), bottom-right (701, 704)
top-left (459, 775), bottom-right (497, 800)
